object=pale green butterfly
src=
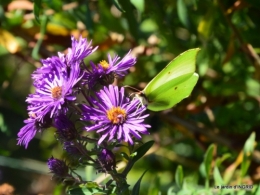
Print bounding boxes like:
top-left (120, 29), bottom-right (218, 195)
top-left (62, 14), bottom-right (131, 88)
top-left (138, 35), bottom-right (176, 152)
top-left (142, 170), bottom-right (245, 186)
top-left (135, 48), bottom-right (200, 111)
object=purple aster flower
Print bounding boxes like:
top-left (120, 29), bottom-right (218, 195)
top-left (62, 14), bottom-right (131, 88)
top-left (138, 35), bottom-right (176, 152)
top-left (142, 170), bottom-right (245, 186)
top-left (85, 50), bottom-right (136, 89)
top-left (81, 85), bottom-right (150, 145)
top-left (47, 156), bottom-right (69, 177)
top-left (60, 36), bottom-right (97, 65)
top-left (97, 149), bottom-right (116, 172)
top-left (26, 59), bottom-right (82, 120)
top-left (32, 56), bottom-right (65, 88)
top-left (32, 36), bottom-right (96, 88)
top-left (17, 113), bottom-right (52, 148)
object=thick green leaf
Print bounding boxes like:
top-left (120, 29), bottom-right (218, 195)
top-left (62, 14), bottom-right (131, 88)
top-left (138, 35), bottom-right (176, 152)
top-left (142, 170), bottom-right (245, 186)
top-left (119, 0), bottom-right (138, 38)
top-left (131, 169), bottom-right (148, 195)
top-left (121, 152), bottom-right (130, 160)
top-left (122, 141), bottom-right (154, 176)
top-left (140, 19), bottom-right (158, 33)
top-left (33, 0), bottom-right (42, 24)
top-left (244, 132), bottom-right (256, 154)
top-left (182, 173), bottom-right (199, 191)
top-left (199, 162), bottom-right (206, 178)
top-left (253, 184), bottom-right (260, 195)
top-left (45, 0), bottom-right (62, 12)
top-left (193, 189), bottom-right (213, 195)
top-left (66, 183), bottom-right (106, 195)
top-left (130, 0), bottom-right (144, 13)
top-left (177, 190), bottom-right (193, 195)
top-left (132, 140), bottom-right (154, 164)
top-left (237, 190), bottom-right (246, 195)
top-left (175, 165), bottom-right (183, 189)
top-left (167, 186), bottom-right (176, 195)
top-left (241, 132), bottom-right (255, 176)
top-left (204, 144), bottom-right (215, 179)
top-left (246, 79), bottom-right (260, 97)
top-left (177, 0), bottom-right (189, 28)
top-left (53, 184), bottom-right (63, 195)
top-left (216, 153), bottom-right (231, 167)
top-left (213, 166), bottom-right (224, 185)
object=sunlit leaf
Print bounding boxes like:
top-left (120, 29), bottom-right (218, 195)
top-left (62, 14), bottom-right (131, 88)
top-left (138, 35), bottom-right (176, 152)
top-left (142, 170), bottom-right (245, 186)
top-left (131, 169), bottom-right (148, 195)
top-left (140, 19), bottom-right (158, 33)
top-left (203, 144), bottom-right (215, 179)
top-left (241, 132), bottom-right (256, 177)
top-left (246, 79), bottom-right (260, 97)
top-left (177, 0), bottom-right (189, 28)
top-left (197, 7), bottom-right (214, 39)
top-left (45, 0), bottom-right (62, 12)
top-left (216, 153), bottom-right (231, 167)
top-left (46, 23), bottom-right (70, 36)
top-left (0, 113), bottom-right (7, 134)
top-left (121, 152), bottom-right (130, 160)
top-left (175, 165), bottom-right (183, 189)
top-left (223, 151), bottom-right (243, 184)
top-left (167, 186), bottom-right (176, 195)
top-left (253, 184), bottom-right (260, 195)
top-left (0, 29), bottom-right (20, 53)
top-left (132, 140), bottom-right (154, 164)
top-left (67, 183), bottom-right (106, 195)
top-left (213, 166), bottom-right (224, 185)
top-left (130, 0), bottom-right (144, 13)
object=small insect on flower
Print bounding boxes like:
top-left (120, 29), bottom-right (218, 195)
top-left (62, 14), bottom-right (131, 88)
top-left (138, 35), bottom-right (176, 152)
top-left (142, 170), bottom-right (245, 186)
top-left (81, 85), bottom-right (150, 145)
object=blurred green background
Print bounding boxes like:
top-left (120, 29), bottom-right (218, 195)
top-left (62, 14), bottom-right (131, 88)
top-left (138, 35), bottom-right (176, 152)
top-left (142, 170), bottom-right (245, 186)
top-left (0, 0), bottom-right (260, 194)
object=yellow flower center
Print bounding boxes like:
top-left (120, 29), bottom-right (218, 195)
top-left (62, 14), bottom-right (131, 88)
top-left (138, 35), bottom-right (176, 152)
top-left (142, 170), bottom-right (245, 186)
top-left (106, 107), bottom-right (127, 124)
top-left (99, 60), bottom-right (110, 70)
top-left (51, 86), bottom-right (62, 99)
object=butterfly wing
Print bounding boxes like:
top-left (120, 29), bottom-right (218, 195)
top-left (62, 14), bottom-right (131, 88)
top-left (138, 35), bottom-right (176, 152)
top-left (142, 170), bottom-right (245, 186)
top-left (147, 73), bottom-right (199, 111)
top-left (143, 48), bottom-right (200, 111)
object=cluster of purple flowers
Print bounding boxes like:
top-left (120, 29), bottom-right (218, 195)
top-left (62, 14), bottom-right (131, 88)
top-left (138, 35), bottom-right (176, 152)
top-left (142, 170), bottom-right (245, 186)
top-left (17, 36), bottom-right (151, 181)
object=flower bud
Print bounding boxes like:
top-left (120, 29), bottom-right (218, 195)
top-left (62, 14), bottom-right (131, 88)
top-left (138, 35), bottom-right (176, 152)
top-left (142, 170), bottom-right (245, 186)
top-left (97, 149), bottom-right (116, 172)
top-left (47, 157), bottom-right (69, 177)
top-left (63, 141), bottom-right (82, 159)
top-left (55, 114), bottom-right (77, 141)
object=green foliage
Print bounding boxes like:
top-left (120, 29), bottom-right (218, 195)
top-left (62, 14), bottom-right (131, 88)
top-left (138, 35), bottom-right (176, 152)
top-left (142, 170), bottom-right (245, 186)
top-left (67, 182), bottom-right (106, 195)
top-left (175, 165), bottom-right (183, 189)
top-left (168, 135), bottom-right (257, 194)
top-left (132, 170), bottom-right (148, 195)
top-left (241, 132), bottom-right (255, 177)
top-left (132, 141), bottom-right (154, 164)
top-left (33, 0), bottom-right (42, 23)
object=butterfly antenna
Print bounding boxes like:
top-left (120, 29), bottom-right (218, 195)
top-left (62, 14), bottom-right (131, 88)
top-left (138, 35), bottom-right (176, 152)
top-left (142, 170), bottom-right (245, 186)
top-left (123, 85), bottom-right (141, 92)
